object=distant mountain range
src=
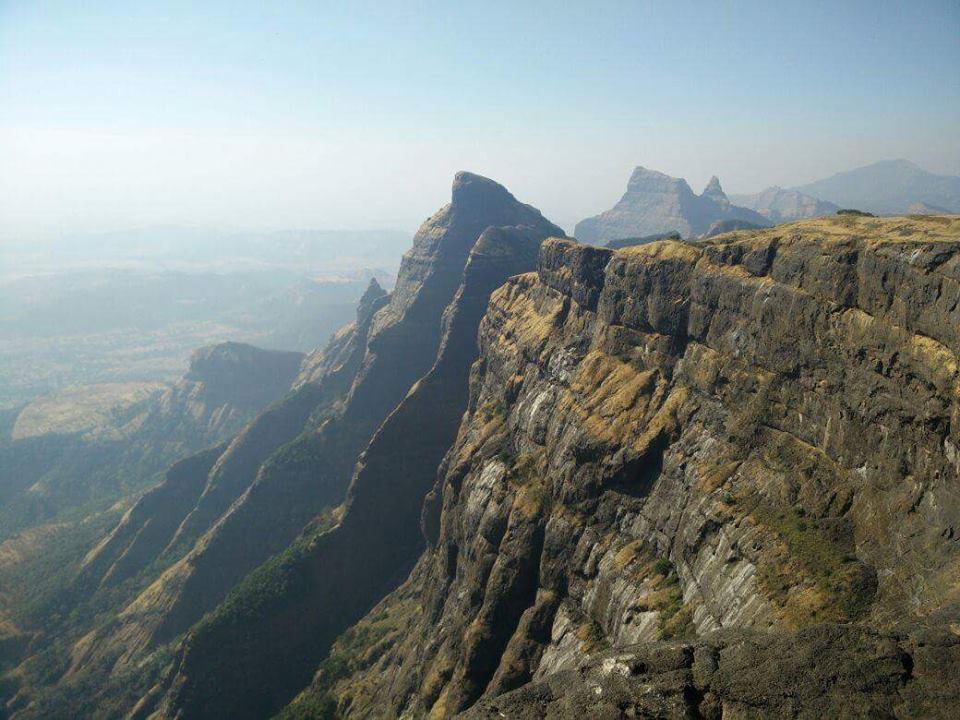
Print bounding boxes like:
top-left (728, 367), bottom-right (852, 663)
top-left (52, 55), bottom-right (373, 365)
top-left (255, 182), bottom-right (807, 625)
top-left (792, 159), bottom-right (960, 215)
top-left (729, 187), bottom-right (839, 223)
top-left (576, 160), bottom-right (959, 243)
top-left (574, 168), bottom-right (769, 242)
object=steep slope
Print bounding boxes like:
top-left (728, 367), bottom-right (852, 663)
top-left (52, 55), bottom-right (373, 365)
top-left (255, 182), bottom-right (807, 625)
top-left (148, 342), bottom-right (305, 440)
top-left (6, 173), bottom-right (561, 720)
top-left (575, 168), bottom-right (768, 243)
top-left (795, 159), bottom-right (960, 215)
top-left (288, 214), bottom-right (960, 718)
top-left (0, 342), bottom-right (302, 541)
top-left (142, 221), bottom-right (562, 719)
top-left (729, 186), bottom-right (840, 223)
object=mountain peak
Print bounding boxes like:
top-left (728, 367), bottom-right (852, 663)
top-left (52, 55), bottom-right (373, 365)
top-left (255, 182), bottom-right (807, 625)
top-left (451, 171), bottom-right (518, 209)
top-left (626, 166), bottom-right (690, 193)
top-left (576, 166), bottom-right (767, 242)
top-left (360, 276), bottom-right (385, 302)
top-left (702, 175), bottom-right (727, 202)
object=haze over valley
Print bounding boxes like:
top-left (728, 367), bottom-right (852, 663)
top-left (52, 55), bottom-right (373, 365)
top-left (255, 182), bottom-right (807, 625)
top-left (1, 2), bottom-right (959, 719)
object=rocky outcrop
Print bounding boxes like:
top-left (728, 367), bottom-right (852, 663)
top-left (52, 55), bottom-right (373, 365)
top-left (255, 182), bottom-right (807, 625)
top-left (729, 186), bottom-right (839, 223)
top-left (142, 342), bottom-right (304, 442)
top-left (293, 214), bottom-right (960, 719)
top-left (575, 167), bottom-right (768, 243)
top-left (462, 622), bottom-right (960, 719)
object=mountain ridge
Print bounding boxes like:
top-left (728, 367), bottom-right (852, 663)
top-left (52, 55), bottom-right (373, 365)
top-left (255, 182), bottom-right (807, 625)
top-left (792, 159), bottom-right (960, 214)
top-left (575, 167), bottom-right (769, 243)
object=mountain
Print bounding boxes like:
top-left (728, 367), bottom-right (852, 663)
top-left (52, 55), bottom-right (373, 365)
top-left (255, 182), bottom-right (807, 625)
top-left (0, 342), bottom-right (302, 542)
top-left (909, 201), bottom-right (952, 215)
top-left (729, 186), bottom-right (840, 223)
top-left (574, 168), bottom-right (769, 243)
top-left (4, 202), bottom-right (960, 718)
top-left (0, 172), bottom-right (564, 718)
top-left (794, 159), bottom-right (960, 215)
top-left (281, 213), bottom-right (960, 719)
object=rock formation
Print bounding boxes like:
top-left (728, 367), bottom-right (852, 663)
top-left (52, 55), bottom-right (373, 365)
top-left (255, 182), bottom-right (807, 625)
top-left (574, 167), bottom-right (769, 243)
top-left (280, 214), bottom-right (960, 719)
top-left (9, 173), bottom-right (562, 720)
top-left (5, 189), bottom-right (960, 720)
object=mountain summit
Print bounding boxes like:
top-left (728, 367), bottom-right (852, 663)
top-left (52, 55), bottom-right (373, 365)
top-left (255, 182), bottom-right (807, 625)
top-left (574, 166), bottom-right (769, 243)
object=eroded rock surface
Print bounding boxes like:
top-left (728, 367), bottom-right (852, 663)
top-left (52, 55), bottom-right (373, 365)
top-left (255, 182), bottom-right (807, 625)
top-left (292, 214), bottom-right (960, 719)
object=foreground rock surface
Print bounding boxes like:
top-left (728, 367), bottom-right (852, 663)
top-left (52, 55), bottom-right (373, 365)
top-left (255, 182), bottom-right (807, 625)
top-left (462, 623), bottom-right (960, 719)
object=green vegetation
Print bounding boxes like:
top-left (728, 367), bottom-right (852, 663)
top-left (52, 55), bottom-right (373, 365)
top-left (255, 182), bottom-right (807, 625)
top-left (654, 558), bottom-right (673, 576)
top-left (836, 208), bottom-right (876, 217)
top-left (479, 400), bottom-right (507, 423)
top-left (275, 602), bottom-right (415, 720)
top-left (753, 505), bottom-right (875, 624)
top-left (576, 619), bottom-right (610, 653)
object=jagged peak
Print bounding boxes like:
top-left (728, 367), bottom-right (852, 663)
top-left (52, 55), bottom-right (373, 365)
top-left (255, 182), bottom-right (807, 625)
top-left (702, 175), bottom-right (728, 203)
top-left (356, 276), bottom-right (389, 325)
top-left (360, 276), bottom-right (386, 302)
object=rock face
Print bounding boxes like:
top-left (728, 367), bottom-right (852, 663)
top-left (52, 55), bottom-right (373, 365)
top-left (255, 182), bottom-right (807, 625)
top-left (794, 159), bottom-right (960, 215)
top-left (149, 222), bottom-right (559, 720)
top-left (729, 186), bottom-right (839, 223)
top-left (150, 342), bottom-right (305, 439)
top-left (575, 168), bottom-right (769, 243)
top-left (462, 623), bottom-right (960, 719)
top-left (16, 173), bottom-right (562, 720)
top-left (7, 199), bottom-right (960, 719)
top-left (284, 214), bottom-right (960, 719)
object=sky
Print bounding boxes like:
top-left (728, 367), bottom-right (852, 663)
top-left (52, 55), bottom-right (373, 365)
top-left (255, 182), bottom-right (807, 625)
top-left (1, 0), bottom-right (958, 238)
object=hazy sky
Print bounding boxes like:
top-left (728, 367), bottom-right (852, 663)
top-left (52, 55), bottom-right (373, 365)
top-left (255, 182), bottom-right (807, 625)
top-left (1, 0), bottom-right (958, 237)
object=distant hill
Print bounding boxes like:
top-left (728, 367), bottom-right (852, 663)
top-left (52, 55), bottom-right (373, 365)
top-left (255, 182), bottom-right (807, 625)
top-left (793, 159), bottom-right (960, 215)
top-left (575, 167), bottom-right (769, 243)
top-left (729, 186), bottom-right (839, 223)
top-left (908, 201), bottom-right (952, 215)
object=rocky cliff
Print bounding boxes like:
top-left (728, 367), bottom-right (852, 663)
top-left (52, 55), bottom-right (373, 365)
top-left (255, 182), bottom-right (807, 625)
top-left (1, 173), bottom-right (563, 720)
top-left (5, 200), bottom-right (960, 719)
top-left (280, 214), bottom-right (960, 719)
top-left (575, 168), bottom-right (769, 243)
